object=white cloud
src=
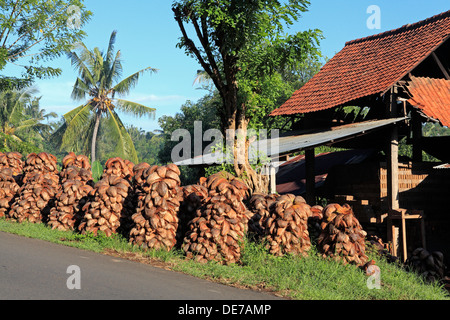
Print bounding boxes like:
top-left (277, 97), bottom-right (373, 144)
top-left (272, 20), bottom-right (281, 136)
top-left (131, 93), bottom-right (188, 104)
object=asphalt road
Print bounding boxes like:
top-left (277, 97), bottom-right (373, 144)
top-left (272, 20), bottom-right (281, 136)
top-left (0, 232), bottom-right (284, 300)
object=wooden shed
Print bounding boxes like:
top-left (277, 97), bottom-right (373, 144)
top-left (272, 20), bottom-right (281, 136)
top-left (270, 10), bottom-right (450, 263)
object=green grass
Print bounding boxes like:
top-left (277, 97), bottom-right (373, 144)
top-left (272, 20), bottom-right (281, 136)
top-left (0, 217), bottom-right (448, 300)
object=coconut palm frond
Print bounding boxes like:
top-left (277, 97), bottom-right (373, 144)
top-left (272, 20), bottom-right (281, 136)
top-left (67, 50), bottom-right (95, 91)
top-left (105, 108), bottom-right (139, 163)
top-left (60, 103), bottom-right (93, 149)
top-left (106, 50), bottom-right (123, 93)
top-left (59, 30), bottom-right (157, 163)
top-left (113, 67), bottom-right (158, 96)
top-left (7, 86), bottom-right (39, 124)
top-left (71, 77), bottom-right (91, 101)
top-left (105, 30), bottom-right (118, 66)
top-left (13, 118), bottom-right (40, 132)
top-left (115, 99), bottom-right (156, 119)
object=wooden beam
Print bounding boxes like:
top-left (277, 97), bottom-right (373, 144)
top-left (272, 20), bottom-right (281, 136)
top-left (431, 52), bottom-right (450, 80)
top-left (305, 148), bottom-right (316, 205)
top-left (386, 87), bottom-right (400, 211)
top-left (411, 109), bottom-right (423, 162)
top-left (269, 165), bottom-right (277, 194)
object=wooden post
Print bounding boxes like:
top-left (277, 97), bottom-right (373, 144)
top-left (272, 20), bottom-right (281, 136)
top-left (420, 218), bottom-right (427, 249)
top-left (387, 87), bottom-right (400, 211)
top-left (401, 210), bottom-right (407, 262)
top-left (386, 87), bottom-right (400, 257)
top-left (412, 110), bottom-right (423, 162)
top-left (269, 165), bottom-right (277, 194)
top-left (305, 148), bottom-right (315, 205)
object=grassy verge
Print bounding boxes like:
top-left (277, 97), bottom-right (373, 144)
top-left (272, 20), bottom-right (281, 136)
top-left (0, 217), bottom-right (448, 300)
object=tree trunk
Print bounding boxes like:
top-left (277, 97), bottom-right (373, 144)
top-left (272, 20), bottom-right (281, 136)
top-left (230, 103), bottom-right (270, 195)
top-left (91, 112), bottom-right (101, 164)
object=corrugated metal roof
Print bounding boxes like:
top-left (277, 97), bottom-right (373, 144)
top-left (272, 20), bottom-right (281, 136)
top-left (174, 117), bottom-right (407, 166)
top-left (407, 76), bottom-right (450, 127)
top-left (276, 149), bottom-right (376, 195)
top-left (434, 163), bottom-right (450, 169)
top-left (270, 10), bottom-right (450, 116)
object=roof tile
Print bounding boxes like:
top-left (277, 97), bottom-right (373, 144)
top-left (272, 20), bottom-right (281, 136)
top-left (271, 10), bottom-right (450, 116)
top-left (407, 76), bottom-right (450, 127)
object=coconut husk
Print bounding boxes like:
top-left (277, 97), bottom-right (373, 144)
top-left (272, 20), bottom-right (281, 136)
top-left (128, 164), bottom-right (182, 251)
top-left (8, 172), bottom-right (60, 224)
top-left (181, 171), bottom-right (249, 265)
top-left (78, 175), bottom-right (131, 237)
top-left (317, 203), bottom-right (368, 267)
top-left (61, 152), bottom-right (91, 171)
top-left (22, 152), bottom-right (58, 184)
top-left (405, 248), bottom-right (447, 283)
top-left (47, 179), bottom-right (93, 231)
top-left (262, 194), bottom-right (311, 257)
top-left (0, 168), bottom-right (21, 218)
top-left (102, 157), bottom-right (134, 182)
top-left (0, 152), bottom-right (23, 181)
top-left (246, 193), bottom-right (280, 239)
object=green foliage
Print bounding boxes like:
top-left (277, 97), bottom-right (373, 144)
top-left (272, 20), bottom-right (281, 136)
top-left (1, 217), bottom-right (448, 300)
top-left (125, 126), bottom-right (164, 165)
top-left (398, 122), bottom-right (450, 162)
top-left (95, 124), bottom-right (164, 166)
top-left (423, 122), bottom-right (450, 137)
top-left (91, 160), bottom-right (103, 182)
top-left (158, 92), bottom-right (222, 184)
top-left (0, 76), bottom-right (33, 91)
top-left (173, 0), bottom-right (323, 133)
top-left (52, 30), bottom-right (157, 164)
top-left (0, 0), bottom-right (92, 79)
top-left (0, 131), bottom-right (41, 154)
top-left (0, 86), bottom-right (57, 151)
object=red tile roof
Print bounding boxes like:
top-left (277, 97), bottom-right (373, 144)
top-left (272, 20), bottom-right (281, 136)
top-left (271, 10), bottom-right (450, 116)
top-left (407, 76), bottom-right (450, 127)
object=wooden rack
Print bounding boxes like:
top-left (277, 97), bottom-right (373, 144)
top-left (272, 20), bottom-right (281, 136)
top-left (387, 208), bottom-right (426, 262)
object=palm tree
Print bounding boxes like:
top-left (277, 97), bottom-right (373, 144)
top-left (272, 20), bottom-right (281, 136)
top-left (53, 30), bottom-right (157, 164)
top-left (0, 86), bottom-right (55, 144)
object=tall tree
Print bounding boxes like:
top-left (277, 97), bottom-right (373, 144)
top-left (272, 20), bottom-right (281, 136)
top-left (0, 86), bottom-right (55, 147)
top-left (0, 0), bottom-right (92, 86)
top-left (172, 0), bottom-right (322, 193)
top-left (52, 30), bottom-right (157, 164)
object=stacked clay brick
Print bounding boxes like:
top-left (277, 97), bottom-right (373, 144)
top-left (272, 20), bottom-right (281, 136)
top-left (128, 164), bottom-right (183, 251)
top-left (263, 194), bottom-right (312, 257)
top-left (317, 203), bottom-right (369, 267)
top-left (182, 171), bottom-right (249, 265)
top-left (8, 153), bottom-right (60, 223)
top-left (47, 153), bottom-right (94, 231)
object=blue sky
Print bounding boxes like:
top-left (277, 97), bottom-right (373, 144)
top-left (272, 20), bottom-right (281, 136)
top-left (5, 0), bottom-right (450, 132)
